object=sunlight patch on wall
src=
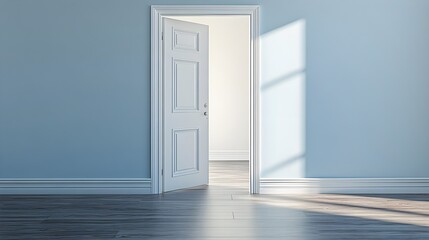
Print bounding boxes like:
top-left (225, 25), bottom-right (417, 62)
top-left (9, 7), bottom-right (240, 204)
top-left (261, 19), bottom-right (306, 178)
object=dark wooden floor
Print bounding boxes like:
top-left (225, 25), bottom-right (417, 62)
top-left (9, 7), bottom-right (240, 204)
top-left (1, 161), bottom-right (429, 239)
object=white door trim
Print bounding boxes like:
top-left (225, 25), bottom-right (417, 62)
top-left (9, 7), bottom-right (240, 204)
top-left (151, 5), bottom-right (260, 194)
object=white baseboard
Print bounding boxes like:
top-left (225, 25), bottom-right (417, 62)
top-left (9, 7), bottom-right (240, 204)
top-left (209, 150), bottom-right (249, 161)
top-left (260, 178), bottom-right (429, 194)
top-left (0, 178), bottom-right (152, 194)
top-left (4, 177), bottom-right (428, 195)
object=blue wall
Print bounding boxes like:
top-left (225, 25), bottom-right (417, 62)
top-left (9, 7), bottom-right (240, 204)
top-left (0, 0), bottom-right (150, 178)
top-left (1, 0), bottom-right (429, 179)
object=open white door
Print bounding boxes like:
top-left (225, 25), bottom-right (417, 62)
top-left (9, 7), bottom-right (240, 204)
top-left (163, 18), bottom-right (209, 192)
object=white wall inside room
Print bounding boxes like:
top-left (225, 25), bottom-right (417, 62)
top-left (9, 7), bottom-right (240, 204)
top-left (171, 16), bottom-right (250, 161)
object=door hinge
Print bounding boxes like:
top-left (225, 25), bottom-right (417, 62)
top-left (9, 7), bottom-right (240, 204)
top-left (161, 32), bottom-right (164, 40)
top-left (161, 169), bottom-right (164, 176)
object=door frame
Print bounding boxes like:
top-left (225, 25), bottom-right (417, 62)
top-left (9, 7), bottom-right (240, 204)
top-left (151, 5), bottom-right (260, 194)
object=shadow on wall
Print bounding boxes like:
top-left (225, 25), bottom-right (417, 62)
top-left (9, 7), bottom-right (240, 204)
top-left (261, 19), bottom-right (306, 178)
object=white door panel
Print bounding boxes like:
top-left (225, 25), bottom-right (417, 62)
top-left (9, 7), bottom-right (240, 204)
top-left (163, 18), bottom-right (209, 192)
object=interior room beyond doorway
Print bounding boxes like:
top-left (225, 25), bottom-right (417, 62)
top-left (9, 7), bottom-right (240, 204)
top-left (171, 15), bottom-right (251, 190)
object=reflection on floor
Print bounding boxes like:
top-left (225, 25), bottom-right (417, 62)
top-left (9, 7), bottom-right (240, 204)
top-left (1, 161), bottom-right (429, 239)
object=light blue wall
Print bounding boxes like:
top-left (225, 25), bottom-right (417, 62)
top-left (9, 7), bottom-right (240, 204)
top-left (259, 0), bottom-right (429, 178)
top-left (305, 1), bottom-right (429, 178)
top-left (0, 0), bottom-right (150, 178)
top-left (1, 0), bottom-right (428, 179)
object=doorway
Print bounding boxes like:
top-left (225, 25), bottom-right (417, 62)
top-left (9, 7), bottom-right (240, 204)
top-left (171, 15), bottom-right (250, 192)
top-left (150, 5), bottom-right (260, 194)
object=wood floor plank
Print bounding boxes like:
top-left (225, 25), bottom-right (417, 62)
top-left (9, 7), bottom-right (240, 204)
top-left (1, 161), bottom-right (429, 239)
